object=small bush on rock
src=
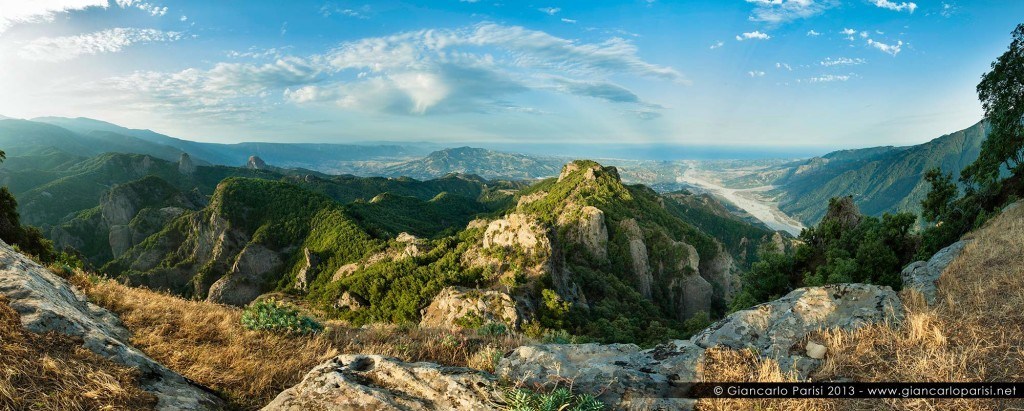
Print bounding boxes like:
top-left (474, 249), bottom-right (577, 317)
top-left (241, 299), bottom-right (323, 335)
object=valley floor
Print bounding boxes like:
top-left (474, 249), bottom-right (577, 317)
top-left (676, 162), bottom-right (805, 235)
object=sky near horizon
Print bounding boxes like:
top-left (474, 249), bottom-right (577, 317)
top-left (0, 1), bottom-right (1020, 150)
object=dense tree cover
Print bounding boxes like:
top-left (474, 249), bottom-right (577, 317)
top-left (730, 197), bottom-right (918, 311)
top-left (962, 23), bottom-right (1024, 186)
top-left (0, 150), bottom-right (58, 261)
top-left (918, 24), bottom-right (1024, 259)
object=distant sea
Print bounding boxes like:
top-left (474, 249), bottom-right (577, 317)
top-left (469, 143), bottom-right (833, 161)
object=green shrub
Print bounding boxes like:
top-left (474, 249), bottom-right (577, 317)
top-left (504, 387), bottom-right (605, 411)
top-left (241, 299), bottom-right (323, 335)
top-left (477, 322), bottom-right (508, 337)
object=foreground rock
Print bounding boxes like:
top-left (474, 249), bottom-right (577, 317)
top-left (497, 341), bottom-right (702, 410)
top-left (271, 284), bottom-right (901, 410)
top-left (262, 355), bottom-right (503, 411)
top-left (0, 240), bottom-right (223, 410)
top-left (693, 283), bottom-right (903, 378)
top-left (496, 283), bottom-right (902, 410)
top-left (901, 240), bottom-right (971, 305)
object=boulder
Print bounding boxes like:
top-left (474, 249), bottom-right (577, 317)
top-left (262, 355), bottom-right (503, 411)
top-left (0, 240), bottom-right (224, 410)
top-left (420, 286), bottom-right (521, 330)
top-left (901, 240), bottom-right (971, 305)
top-left (497, 340), bottom-right (701, 410)
top-left (334, 291), bottom-right (366, 312)
top-left (692, 283), bottom-right (903, 378)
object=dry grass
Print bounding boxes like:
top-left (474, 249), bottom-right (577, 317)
top-left (0, 295), bottom-right (156, 411)
top-left (82, 279), bottom-right (526, 410)
top-left (697, 203), bottom-right (1024, 411)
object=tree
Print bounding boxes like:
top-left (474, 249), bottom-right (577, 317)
top-left (0, 149), bottom-right (5, 163)
top-left (962, 23), bottom-right (1024, 186)
top-left (921, 168), bottom-right (957, 224)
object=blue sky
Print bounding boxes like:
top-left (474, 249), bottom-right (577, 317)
top-left (0, 0), bottom-right (1020, 151)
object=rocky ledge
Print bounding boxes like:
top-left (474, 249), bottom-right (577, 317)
top-left (0, 240), bottom-right (224, 410)
top-left (268, 283), bottom-right (903, 410)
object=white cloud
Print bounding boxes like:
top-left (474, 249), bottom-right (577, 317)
top-left (709, 40), bottom-right (724, 50)
top-left (745, 0), bottom-right (836, 24)
top-left (870, 0), bottom-right (917, 13)
top-left (92, 23), bottom-right (680, 119)
top-left (0, 0), bottom-right (108, 33)
top-left (807, 29), bottom-right (821, 36)
top-left (867, 38), bottom-right (903, 56)
top-left (841, 28), bottom-right (858, 40)
top-left (538, 7), bottom-right (561, 15)
top-left (320, 3), bottom-right (371, 19)
top-left (808, 74), bottom-right (850, 82)
top-left (940, 2), bottom-right (958, 17)
top-left (96, 57), bottom-right (322, 121)
top-left (18, 27), bottom-right (182, 62)
top-left (561, 18), bottom-right (577, 24)
top-left (776, 62), bottom-right (792, 70)
top-left (736, 31), bottom-right (771, 41)
top-left (115, 0), bottom-right (168, 16)
top-left (748, 70), bottom-right (766, 77)
top-left (820, 57), bottom-right (866, 66)
top-left (180, 15), bottom-right (188, 22)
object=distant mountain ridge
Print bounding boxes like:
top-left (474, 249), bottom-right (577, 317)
top-left (382, 146), bottom-right (565, 180)
top-left (26, 117), bottom-right (434, 170)
top-left (773, 121), bottom-right (988, 225)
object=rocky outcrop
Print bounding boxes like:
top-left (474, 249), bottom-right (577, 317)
top-left (0, 240), bottom-right (223, 410)
top-left (671, 274), bottom-right (713, 319)
top-left (620, 219), bottom-right (653, 299)
top-left (482, 213), bottom-right (550, 255)
top-left (700, 245), bottom-right (739, 304)
top-left (420, 287), bottom-right (521, 329)
top-left (497, 340), bottom-right (701, 410)
top-left (293, 248), bottom-right (318, 292)
top-left (560, 205), bottom-right (608, 261)
top-left (497, 283), bottom-right (903, 408)
top-left (262, 355), bottom-right (503, 411)
top-left (334, 291), bottom-right (366, 312)
top-left (247, 156), bottom-right (268, 170)
top-left (178, 153), bottom-right (196, 175)
top-left (901, 240), bottom-right (971, 305)
top-left (207, 243), bottom-right (283, 306)
top-left (693, 283), bottom-right (903, 378)
top-left (821, 196), bottom-right (862, 231)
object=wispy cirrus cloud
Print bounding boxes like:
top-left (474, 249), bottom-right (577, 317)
top-left (745, 0), bottom-right (836, 25)
top-left (808, 74), bottom-right (851, 82)
top-left (89, 23), bottom-right (682, 120)
top-left (18, 27), bottom-right (182, 62)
